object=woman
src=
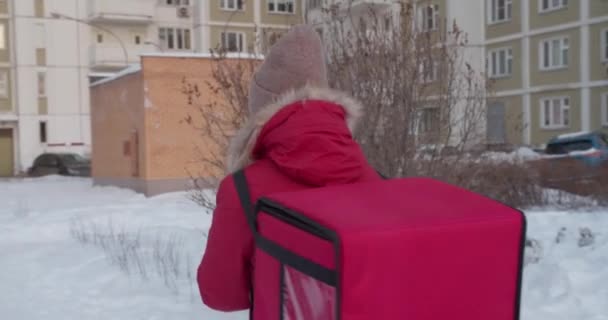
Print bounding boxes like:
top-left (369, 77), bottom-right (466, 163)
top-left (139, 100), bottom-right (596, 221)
top-left (197, 24), bottom-right (381, 313)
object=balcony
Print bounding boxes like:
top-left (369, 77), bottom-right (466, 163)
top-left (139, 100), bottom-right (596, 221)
top-left (87, 0), bottom-right (155, 24)
top-left (89, 44), bottom-right (157, 70)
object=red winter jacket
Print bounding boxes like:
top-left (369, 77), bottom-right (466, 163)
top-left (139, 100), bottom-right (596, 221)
top-left (197, 87), bottom-right (381, 312)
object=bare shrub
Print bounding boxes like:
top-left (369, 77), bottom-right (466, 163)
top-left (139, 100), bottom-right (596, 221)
top-left (182, 1), bottom-right (602, 210)
top-left (69, 218), bottom-right (195, 297)
top-left (322, 2), bottom-right (488, 179)
top-left (181, 54), bottom-right (259, 211)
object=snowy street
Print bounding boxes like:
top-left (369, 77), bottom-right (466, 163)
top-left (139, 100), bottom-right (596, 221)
top-left (1, 177), bottom-right (607, 320)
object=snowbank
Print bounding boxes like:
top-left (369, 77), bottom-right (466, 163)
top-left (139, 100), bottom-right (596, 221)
top-left (0, 177), bottom-right (606, 320)
top-left (481, 147), bottom-right (543, 163)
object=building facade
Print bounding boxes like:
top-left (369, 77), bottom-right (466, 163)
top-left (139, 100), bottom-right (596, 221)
top-left (196, 0), bottom-right (303, 54)
top-left (485, 0), bottom-right (608, 147)
top-left (308, 0), bottom-right (608, 148)
top-left (90, 54), bottom-right (258, 196)
top-left (307, 0), bottom-right (487, 146)
top-left (0, 0), bottom-right (91, 177)
top-left (0, 0), bottom-right (304, 176)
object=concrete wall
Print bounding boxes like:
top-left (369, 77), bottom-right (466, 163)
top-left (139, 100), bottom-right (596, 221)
top-left (590, 21), bottom-right (608, 82)
top-left (530, 27), bottom-right (580, 86)
top-left (530, 89), bottom-right (582, 145)
top-left (591, 87), bottom-right (608, 135)
top-left (11, 0), bottom-right (91, 172)
top-left (485, 0), bottom-right (522, 39)
top-left (529, 0), bottom-right (579, 30)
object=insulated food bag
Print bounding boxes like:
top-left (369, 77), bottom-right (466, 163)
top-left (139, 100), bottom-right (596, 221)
top-left (234, 170), bottom-right (526, 320)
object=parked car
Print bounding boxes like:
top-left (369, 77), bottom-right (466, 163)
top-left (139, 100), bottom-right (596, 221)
top-left (544, 131), bottom-right (608, 167)
top-left (28, 153), bottom-right (91, 177)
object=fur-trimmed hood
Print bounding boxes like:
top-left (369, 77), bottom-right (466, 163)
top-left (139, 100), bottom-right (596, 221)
top-left (226, 86), bottom-right (364, 174)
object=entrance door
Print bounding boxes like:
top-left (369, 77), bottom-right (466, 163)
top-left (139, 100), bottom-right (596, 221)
top-left (0, 129), bottom-right (14, 176)
top-left (487, 102), bottom-right (506, 144)
top-left (131, 130), bottom-right (139, 177)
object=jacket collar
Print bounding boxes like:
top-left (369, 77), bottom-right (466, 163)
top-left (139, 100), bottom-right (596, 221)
top-left (226, 86), bottom-right (364, 173)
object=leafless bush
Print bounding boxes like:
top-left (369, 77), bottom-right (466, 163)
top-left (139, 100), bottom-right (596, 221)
top-left (69, 218), bottom-right (196, 297)
top-left (321, 2), bottom-right (488, 179)
top-left (181, 54), bottom-right (259, 211)
top-left (182, 1), bottom-right (603, 210)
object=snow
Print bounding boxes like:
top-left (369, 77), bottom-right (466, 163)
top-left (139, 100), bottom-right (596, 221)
top-left (555, 131), bottom-right (592, 140)
top-left (140, 52), bottom-right (264, 60)
top-left (1, 176), bottom-right (607, 320)
top-left (89, 64), bottom-right (142, 88)
top-left (0, 176), bottom-right (247, 320)
top-left (568, 148), bottom-right (600, 157)
top-left (482, 147), bottom-right (543, 163)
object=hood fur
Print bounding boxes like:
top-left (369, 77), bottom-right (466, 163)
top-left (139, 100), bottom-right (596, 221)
top-left (226, 86), bottom-right (364, 173)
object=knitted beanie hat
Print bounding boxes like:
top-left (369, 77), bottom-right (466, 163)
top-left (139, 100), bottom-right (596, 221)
top-left (247, 24), bottom-right (329, 115)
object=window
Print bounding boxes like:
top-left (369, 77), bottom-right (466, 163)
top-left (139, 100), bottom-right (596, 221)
top-left (602, 28), bottom-right (608, 62)
top-left (602, 92), bottom-right (608, 127)
top-left (546, 140), bottom-right (593, 155)
top-left (539, 0), bottom-right (567, 13)
top-left (0, 70), bottom-right (7, 98)
top-left (488, 0), bottom-right (512, 24)
top-left (0, 23), bottom-right (6, 50)
top-left (487, 47), bottom-right (513, 78)
top-left (39, 121), bottom-right (47, 143)
top-left (418, 4), bottom-right (439, 31)
top-left (221, 32), bottom-right (245, 52)
top-left (540, 96), bottom-right (570, 129)
top-left (134, 35), bottom-right (141, 45)
top-left (419, 108), bottom-right (440, 134)
top-left (221, 0), bottom-right (244, 10)
top-left (97, 33), bottom-right (103, 43)
top-left (37, 72), bottom-right (46, 97)
top-left (268, 0), bottom-right (295, 14)
top-left (308, 0), bottom-right (322, 10)
top-left (166, 0), bottom-right (189, 5)
top-left (419, 60), bottom-right (438, 83)
top-left (540, 37), bottom-right (568, 70)
top-left (384, 15), bottom-right (392, 31)
top-left (159, 27), bottom-right (191, 50)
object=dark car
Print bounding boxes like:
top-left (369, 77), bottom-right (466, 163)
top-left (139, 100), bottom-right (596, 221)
top-left (545, 131), bottom-right (608, 167)
top-left (28, 153), bottom-right (91, 177)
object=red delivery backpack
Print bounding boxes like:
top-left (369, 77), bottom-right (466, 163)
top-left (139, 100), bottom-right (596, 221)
top-left (233, 170), bottom-right (526, 320)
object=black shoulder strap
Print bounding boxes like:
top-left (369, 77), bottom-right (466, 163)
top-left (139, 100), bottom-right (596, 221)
top-left (377, 169), bottom-right (388, 180)
top-left (232, 169), bottom-right (256, 320)
top-left (233, 169), bottom-right (256, 233)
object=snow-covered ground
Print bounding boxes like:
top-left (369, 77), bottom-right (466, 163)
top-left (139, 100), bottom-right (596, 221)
top-left (1, 177), bottom-right (606, 320)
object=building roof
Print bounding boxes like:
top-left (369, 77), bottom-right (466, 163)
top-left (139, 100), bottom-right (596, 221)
top-left (139, 52), bottom-right (264, 60)
top-left (89, 64), bottom-right (142, 88)
top-left (89, 52), bottom-right (263, 88)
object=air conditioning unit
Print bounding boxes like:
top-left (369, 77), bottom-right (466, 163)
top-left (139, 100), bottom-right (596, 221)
top-left (177, 6), bottom-right (191, 18)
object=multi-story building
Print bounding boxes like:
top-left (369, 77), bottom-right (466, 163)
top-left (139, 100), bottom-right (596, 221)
top-left (308, 0), bottom-right (608, 148)
top-left (306, 0), bottom-right (487, 146)
top-left (196, 0), bottom-right (303, 54)
top-left (485, 0), bottom-right (608, 147)
top-left (0, 0), bottom-right (303, 177)
top-left (0, 0), bottom-right (91, 177)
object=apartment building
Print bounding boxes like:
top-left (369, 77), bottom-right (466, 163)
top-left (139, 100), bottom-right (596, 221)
top-left (196, 0), bottom-right (304, 54)
top-left (0, 0), bottom-right (303, 176)
top-left (0, 0), bottom-right (91, 177)
top-left (308, 0), bottom-right (608, 148)
top-left (307, 0), bottom-right (487, 145)
top-left (485, 0), bottom-right (608, 147)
